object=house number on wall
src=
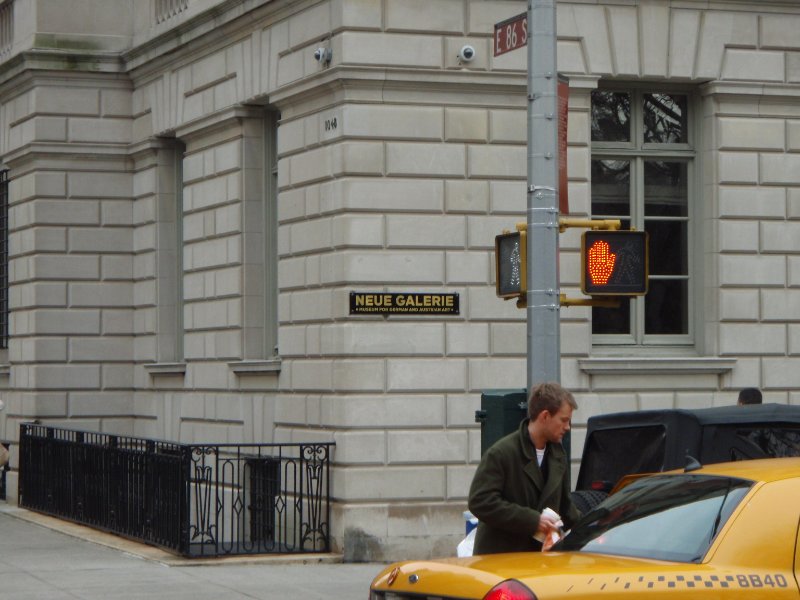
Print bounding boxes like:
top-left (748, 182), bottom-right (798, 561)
top-left (324, 117), bottom-right (338, 131)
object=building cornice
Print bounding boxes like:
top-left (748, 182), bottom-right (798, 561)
top-left (700, 81), bottom-right (800, 99)
top-left (3, 142), bottom-right (131, 171)
top-left (0, 51), bottom-right (129, 98)
top-left (267, 65), bottom-right (598, 115)
top-left (172, 105), bottom-right (265, 140)
top-left (123, 0), bottom-right (308, 85)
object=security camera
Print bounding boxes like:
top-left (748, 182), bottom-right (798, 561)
top-left (314, 47), bottom-right (332, 65)
top-left (457, 45), bottom-right (476, 62)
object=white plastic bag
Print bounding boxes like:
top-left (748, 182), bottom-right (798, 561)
top-left (456, 527), bottom-right (476, 557)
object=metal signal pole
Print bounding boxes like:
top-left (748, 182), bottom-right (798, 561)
top-left (526, 0), bottom-right (560, 390)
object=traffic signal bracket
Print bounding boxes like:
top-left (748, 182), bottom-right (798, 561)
top-left (558, 217), bottom-right (621, 233)
top-left (559, 294), bottom-right (620, 309)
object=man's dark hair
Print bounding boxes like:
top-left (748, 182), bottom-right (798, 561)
top-left (738, 387), bottom-right (762, 405)
top-left (528, 381), bottom-right (578, 419)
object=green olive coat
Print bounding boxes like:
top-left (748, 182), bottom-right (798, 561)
top-left (467, 418), bottom-right (581, 554)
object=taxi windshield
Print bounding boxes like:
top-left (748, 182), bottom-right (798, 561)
top-left (556, 474), bottom-right (753, 562)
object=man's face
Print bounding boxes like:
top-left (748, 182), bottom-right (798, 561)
top-left (543, 401), bottom-right (572, 443)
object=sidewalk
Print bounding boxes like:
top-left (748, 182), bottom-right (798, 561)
top-left (0, 504), bottom-right (385, 599)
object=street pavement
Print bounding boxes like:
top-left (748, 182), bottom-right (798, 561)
top-left (0, 504), bottom-right (386, 599)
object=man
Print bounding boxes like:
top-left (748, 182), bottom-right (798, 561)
top-left (468, 381), bottom-right (581, 554)
top-left (0, 398), bottom-right (7, 468)
top-left (737, 387), bottom-right (762, 405)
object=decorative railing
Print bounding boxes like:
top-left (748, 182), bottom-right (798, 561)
top-left (156, 0), bottom-right (188, 24)
top-left (18, 424), bottom-right (334, 557)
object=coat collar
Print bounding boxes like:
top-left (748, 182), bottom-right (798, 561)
top-left (518, 418), bottom-right (566, 494)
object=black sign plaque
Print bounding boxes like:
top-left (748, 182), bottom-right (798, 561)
top-left (350, 292), bottom-right (460, 315)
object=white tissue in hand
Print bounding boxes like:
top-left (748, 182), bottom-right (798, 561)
top-left (533, 507), bottom-right (563, 542)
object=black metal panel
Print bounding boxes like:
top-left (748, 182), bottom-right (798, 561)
top-left (0, 440), bottom-right (9, 500)
top-left (476, 389), bottom-right (528, 455)
top-left (18, 424), bottom-right (333, 558)
top-left (476, 389), bottom-right (572, 464)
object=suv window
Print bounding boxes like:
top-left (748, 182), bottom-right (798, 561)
top-left (577, 425), bottom-right (666, 490)
top-left (739, 428), bottom-right (800, 459)
top-left (699, 425), bottom-right (800, 464)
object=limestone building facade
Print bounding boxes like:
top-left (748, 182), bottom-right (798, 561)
top-left (0, 0), bottom-right (799, 560)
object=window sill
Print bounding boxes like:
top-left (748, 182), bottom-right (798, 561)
top-left (578, 357), bottom-right (736, 376)
top-left (0, 363), bottom-right (8, 378)
top-left (229, 359), bottom-right (282, 375)
top-left (144, 362), bottom-right (187, 376)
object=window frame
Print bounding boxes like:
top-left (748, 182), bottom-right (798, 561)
top-left (154, 139), bottom-right (185, 365)
top-left (233, 109), bottom-right (280, 370)
top-left (0, 169), bottom-right (7, 351)
top-left (263, 110), bottom-right (279, 359)
top-left (590, 84), bottom-right (698, 348)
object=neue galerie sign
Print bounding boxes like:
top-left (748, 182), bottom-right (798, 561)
top-left (350, 292), bottom-right (460, 315)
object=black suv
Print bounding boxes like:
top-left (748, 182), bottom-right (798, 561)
top-left (571, 403), bottom-right (800, 511)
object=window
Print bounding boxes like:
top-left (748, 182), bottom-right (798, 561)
top-left (155, 140), bottom-right (185, 363)
top-left (0, 169), bottom-right (7, 350)
top-left (233, 109), bottom-right (280, 371)
top-left (590, 88), bottom-right (694, 345)
top-left (263, 111), bottom-right (278, 358)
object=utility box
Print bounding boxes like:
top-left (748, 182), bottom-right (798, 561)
top-left (475, 389), bottom-right (527, 455)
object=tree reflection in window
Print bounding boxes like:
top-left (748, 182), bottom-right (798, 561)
top-left (644, 94), bottom-right (687, 144)
top-left (591, 91), bottom-right (630, 142)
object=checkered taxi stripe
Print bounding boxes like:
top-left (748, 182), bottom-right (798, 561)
top-left (567, 573), bottom-right (790, 592)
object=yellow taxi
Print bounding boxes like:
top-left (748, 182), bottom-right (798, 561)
top-left (370, 457), bottom-right (800, 599)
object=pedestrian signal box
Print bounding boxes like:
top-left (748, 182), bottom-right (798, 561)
top-left (495, 229), bottom-right (527, 302)
top-left (581, 230), bottom-right (648, 296)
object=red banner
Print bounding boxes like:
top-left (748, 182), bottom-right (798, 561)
top-left (558, 76), bottom-right (569, 215)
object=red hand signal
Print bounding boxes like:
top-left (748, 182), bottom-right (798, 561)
top-left (588, 240), bottom-right (616, 285)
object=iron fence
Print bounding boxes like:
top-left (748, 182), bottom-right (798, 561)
top-left (18, 423), bottom-right (333, 557)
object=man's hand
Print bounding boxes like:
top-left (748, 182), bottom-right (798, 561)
top-left (537, 512), bottom-right (563, 552)
top-left (535, 513), bottom-right (558, 540)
